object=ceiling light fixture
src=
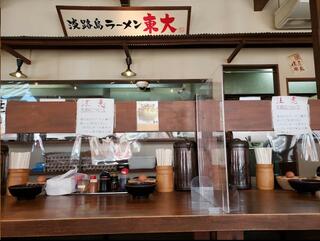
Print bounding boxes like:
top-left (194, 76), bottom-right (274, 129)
top-left (9, 58), bottom-right (28, 78)
top-left (121, 44), bottom-right (136, 77)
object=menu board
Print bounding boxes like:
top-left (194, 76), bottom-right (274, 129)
top-left (272, 96), bottom-right (311, 135)
top-left (137, 101), bottom-right (159, 131)
top-left (76, 99), bottom-right (114, 138)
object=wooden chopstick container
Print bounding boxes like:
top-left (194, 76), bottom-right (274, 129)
top-left (156, 166), bottom-right (174, 192)
top-left (256, 164), bottom-right (274, 190)
top-left (6, 169), bottom-right (30, 196)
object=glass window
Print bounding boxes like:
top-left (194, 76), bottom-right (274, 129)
top-left (0, 80), bottom-right (206, 102)
top-left (223, 65), bottom-right (279, 100)
top-left (287, 79), bottom-right (317, 98)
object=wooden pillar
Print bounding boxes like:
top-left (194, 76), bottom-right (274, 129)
top-left (310, 0), bottom-right (320, 99)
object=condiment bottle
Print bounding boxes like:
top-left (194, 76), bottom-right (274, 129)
top-left (77, 175), bottom-right (89, 193)
top-left (110, 172), bottom-right (119, 192)
top-left (88, 175), bottom-right (98, 193)
top-left (99, 171), bottom-right (111, 192)
top-left (119, 168), bottom-right (129, 191)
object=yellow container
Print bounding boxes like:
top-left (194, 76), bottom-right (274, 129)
top-left (256, 164), bottom-right (274, 190)
top-left (156, 166), bottom-right (174, 193)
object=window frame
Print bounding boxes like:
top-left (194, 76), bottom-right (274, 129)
top-left (286, 77), bottom-right (317, 97)
top-left (223, 64), bottom-right (280, 100)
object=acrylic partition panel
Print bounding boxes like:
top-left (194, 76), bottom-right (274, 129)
top-left (194, 69), bottom-right (230, 214)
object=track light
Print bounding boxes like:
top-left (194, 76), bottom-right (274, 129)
top-left (9, 59), bottom-right (28, 78)
top-left (121, 44), bottom-right (136, 77)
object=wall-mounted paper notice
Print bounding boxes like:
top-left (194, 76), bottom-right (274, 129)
top-left (76, 98), bottom-right (114, 138)
top-left (272, 96), bottom-right (311, 135)
top-left (137, 101), bottom-right (159, 131)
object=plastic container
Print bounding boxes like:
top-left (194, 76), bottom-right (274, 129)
top-left (256, 164), bottom-right (274, 190)
top-left (7, 169), bottom-right (30, 196)
top-left (77, 176), bottom-right (89, 193)
top-left (119, 168), bottom-right (129, 191)
top-left (88, 175), bottom-right (98, 193)
top-left (173, 141), bottom-right (198, 191)
top-left (156, 166), bottom-right (174, 192)
top-left (229, 139), bottom-right (251, 190)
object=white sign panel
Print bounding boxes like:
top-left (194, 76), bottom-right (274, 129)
top-left (0, 99), bottom-right (7, 135)
top-left (57, 6), bottom-right (191, 36)
top-left (272, 96), bottom-right (311, 135)
top-left (76, 98), bottom-right (114, 138)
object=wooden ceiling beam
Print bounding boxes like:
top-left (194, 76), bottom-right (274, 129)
top-left (120, 0), bottom-right (130, 7)
top-left (0, 33), bottom-right (312, 50)
top-left (254, 0), bottom-right (270, 11)
top-left (227, 41), bottom-right (245, 63)
top-left (1, 45), bottom-right (31, 65)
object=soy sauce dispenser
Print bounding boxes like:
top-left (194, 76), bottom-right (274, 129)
top-left (99, 171), bottom-right (111, 192)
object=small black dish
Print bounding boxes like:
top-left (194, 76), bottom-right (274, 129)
top-left (125, 183), bottom-right (156, 198)
top-left (288, 179), bottom-right (320, 193)
top-left (8, 184), bottom-right (43, 200)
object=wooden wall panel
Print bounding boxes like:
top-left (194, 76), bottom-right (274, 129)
top-left (196, 100), bottom-right (222, 132)
top-left (224, 101), bottom-right (272, 131)
top-left (114, 102), bottom-right (136, 132)
top-left (5, 100), bottom-right (320, 133)
top-left (5, 101), bottom-right (196, 133)
top-left (6, 101), bottom-right (76, 133)
top-left (310, 100), bottom-right (320, 130)
top-left (159, 101), bottom-right (196, 132)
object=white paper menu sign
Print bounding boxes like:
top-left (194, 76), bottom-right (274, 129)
top-left (272, 96), bottom-right (311, 135)
top-left (76, 98), bottom-right (114, 138)
top-left (137, 101), bottom-right (159, 131)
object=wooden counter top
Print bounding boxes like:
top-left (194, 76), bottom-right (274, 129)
top-left (1, 190), bottom-right (320, 237)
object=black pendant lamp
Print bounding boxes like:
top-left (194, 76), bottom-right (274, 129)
top-left (121, 45), bottom-right (136, 77)
top-left (9, 59), bottom-right (28, 78)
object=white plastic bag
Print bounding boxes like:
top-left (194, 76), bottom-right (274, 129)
top-left (114, 139), bottom-right (132, 160)
top-left (70, 135), bottom-right (82, 162)
top-left (89, 137), bottom-right (115, 165)
top-left (300, 132), bottom-right (319, 162)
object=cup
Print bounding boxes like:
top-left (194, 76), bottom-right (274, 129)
top-left (256, 164), bottom-right (274, 190)
top-left (7, 169), bottom-right (30, 196)
top-left (156, 166), bottom-right (174, 192)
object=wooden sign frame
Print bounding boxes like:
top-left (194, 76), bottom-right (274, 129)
top-left (56, 6), bottom-right (191, 37)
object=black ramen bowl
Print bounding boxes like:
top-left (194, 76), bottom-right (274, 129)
top-left (125, 183), bottom-right (156, 198)
top-left (288, 179), bottom-right (320, 193)
top-left (8, 184), bottom-right (43, 200)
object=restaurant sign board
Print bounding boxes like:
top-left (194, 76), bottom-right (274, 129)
top-left (56, 6), bottom-right (191, 37)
